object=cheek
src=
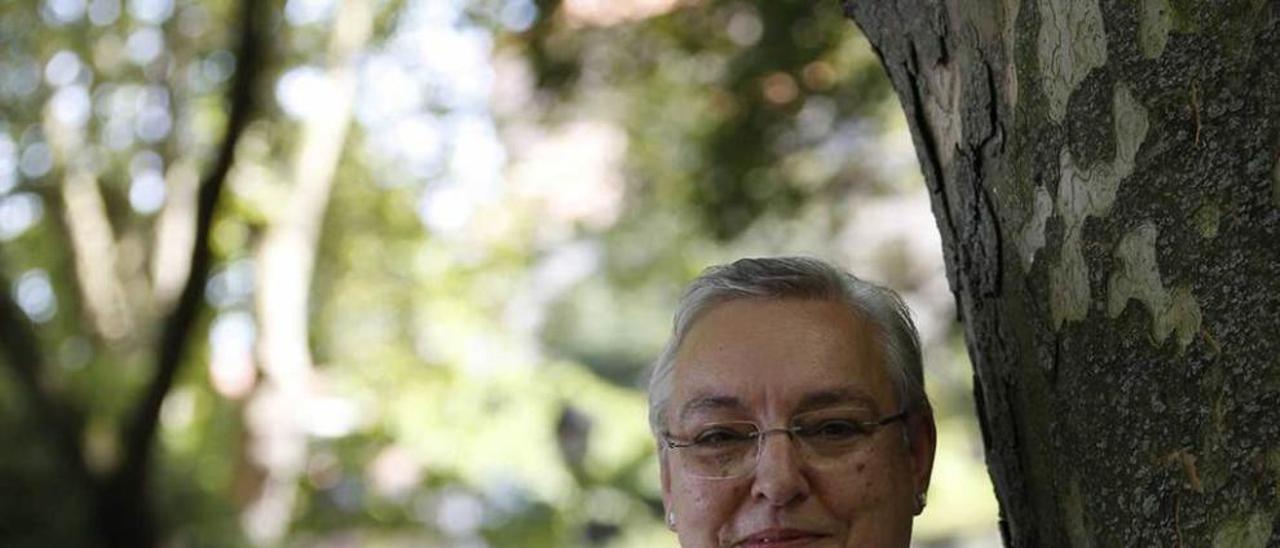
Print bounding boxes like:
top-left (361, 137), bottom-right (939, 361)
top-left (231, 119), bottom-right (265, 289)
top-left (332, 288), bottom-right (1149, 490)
top-left (672, 479), bottom-right (745, 546)
top-left (819, 448), bottom-right (911, 522)
top-left (828, 455), bottom-right (883, 506)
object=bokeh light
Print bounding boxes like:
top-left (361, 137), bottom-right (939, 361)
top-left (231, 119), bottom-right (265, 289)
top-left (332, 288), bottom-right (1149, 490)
top-left (0, 0), bottom-right (1000, 546)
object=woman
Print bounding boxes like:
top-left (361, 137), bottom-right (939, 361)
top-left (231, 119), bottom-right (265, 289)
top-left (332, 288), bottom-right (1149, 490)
top-left (648, 257), bottom-right (936, 547)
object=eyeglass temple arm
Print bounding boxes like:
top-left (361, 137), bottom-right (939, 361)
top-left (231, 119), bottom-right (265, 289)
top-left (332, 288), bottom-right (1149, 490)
top-left (877, 410), bottom-right (909, 426)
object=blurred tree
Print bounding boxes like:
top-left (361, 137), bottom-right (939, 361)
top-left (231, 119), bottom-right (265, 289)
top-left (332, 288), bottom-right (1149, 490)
top-left (509, 0), bottom-right (894, 241)
top-left (845, 1), bottom-right (1280, 545)
top-left (0, 0), bottom-right (998, 546)
top-left (0, 0), bottom-right (268, 546)
top-left (239, 0), bottom-right (371, 542)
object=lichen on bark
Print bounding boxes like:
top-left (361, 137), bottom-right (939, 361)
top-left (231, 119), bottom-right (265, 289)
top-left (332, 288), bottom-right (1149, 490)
top-left (1017, 186), bottom-right (1053, 268)
top-left (1138, 0), bottom-right (1173, 59)
top-left (1194, 203), bottom-right (1220, 239)
top-left (1106, 221), bottom-right (1202, 349)
top-left (1211, 511), bottom-right (1273, 548)
top-left (1267, 449), bottom-right (1280, 491)
top-left (1049, 85), bottom-right (1149, 328)
top-left (1036, 0), bottom-right (1108, 122)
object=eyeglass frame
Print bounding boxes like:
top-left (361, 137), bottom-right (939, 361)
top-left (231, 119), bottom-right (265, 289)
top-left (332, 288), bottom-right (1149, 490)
top-left (660, 407), bottom-right (910, 479)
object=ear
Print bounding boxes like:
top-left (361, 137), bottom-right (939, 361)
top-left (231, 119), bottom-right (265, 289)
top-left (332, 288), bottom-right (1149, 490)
top-left (907, 409), bottom-right (937, 505)
top-left (659, 444), bottom-right (676, 531)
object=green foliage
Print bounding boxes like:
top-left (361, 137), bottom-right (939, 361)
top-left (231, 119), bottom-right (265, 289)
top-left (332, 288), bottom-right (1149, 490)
top-left (513, 0), bottom-right (893, 240)
top-left (0, 0), bottom-right (994, 545)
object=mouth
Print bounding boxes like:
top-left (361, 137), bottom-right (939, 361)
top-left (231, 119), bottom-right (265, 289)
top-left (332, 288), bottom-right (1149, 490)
top-left (736, 528), bottom-right (829, 547)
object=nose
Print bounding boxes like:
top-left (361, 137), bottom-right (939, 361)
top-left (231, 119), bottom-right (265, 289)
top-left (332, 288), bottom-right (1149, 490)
top-left (749, 430), bottom-right (810, 506)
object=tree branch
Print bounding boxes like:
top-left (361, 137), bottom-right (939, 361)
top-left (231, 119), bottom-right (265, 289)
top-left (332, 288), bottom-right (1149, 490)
top-left (56, 169), bottom-right (135, 341)
top-left (115, 0), bottom-right (268, 493)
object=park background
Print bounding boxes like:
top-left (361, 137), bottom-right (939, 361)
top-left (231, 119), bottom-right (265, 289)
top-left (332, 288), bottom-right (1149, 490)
top-left (0, 0), bottom-right (1002, 545)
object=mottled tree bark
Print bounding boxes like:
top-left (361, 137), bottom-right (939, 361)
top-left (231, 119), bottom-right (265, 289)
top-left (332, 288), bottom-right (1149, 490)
top-left (843, 1), bottom-right (1280, 545)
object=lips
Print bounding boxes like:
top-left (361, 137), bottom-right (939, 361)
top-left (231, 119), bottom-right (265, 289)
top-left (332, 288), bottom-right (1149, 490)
top-left (736, 528), bottom-right (829, 547)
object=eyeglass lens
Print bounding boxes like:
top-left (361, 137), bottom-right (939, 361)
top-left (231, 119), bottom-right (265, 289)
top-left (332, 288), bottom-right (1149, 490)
top-left (675, 409), bottom-right (885, 479)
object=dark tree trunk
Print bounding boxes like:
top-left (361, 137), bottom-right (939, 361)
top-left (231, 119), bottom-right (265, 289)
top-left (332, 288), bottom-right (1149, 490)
top-left (843, 1), bottom-right (1280, 545)
top-left (91, 1), bottom-right (265, 544)
top-left (93, 2), bottom-right (266, 545)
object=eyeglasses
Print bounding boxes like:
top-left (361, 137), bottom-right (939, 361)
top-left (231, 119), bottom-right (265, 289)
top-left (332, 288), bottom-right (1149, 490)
top-left (662, 407), bottom-right (907, 480)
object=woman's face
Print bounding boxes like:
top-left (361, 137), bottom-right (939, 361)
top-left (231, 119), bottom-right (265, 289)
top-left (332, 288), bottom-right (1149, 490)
top-left (660, 298), bottom-right (935, 548)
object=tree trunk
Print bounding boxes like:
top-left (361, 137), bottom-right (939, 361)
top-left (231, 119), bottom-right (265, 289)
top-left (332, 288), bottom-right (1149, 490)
top-left (94, 1), bottom-right (267, 546)
top-left (241, 0), bottom-right (372, 542)
top-left (843, 1), bottom-right (1280, 546)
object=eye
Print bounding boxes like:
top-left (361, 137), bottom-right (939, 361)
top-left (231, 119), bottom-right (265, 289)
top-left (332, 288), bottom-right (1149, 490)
top-left (804, 419), bottom-right (869, 440)
top-left (693, 426), bottom-right (753, 446)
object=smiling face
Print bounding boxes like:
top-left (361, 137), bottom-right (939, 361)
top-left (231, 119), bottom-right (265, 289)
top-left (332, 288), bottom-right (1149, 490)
top-left (659, 298), bottom-right (935, 548)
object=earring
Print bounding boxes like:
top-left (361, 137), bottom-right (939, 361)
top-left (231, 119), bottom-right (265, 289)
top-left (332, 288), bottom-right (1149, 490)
top-left (666, 511), bottom-right (676, 530)
top-left (914, 491), bottom-right (928, 514)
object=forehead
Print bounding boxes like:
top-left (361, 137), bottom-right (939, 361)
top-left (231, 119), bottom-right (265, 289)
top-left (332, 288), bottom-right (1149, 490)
top-left (669, 297), bottom-right (893, 418)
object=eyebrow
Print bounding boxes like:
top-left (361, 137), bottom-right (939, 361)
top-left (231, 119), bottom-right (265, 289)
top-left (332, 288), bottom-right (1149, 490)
top-left (677, 395), bottom-right (746, 423)
top-left (675, 386), bottom-right (883, 423)
top-left (794, 387), bottom-right (882, 414)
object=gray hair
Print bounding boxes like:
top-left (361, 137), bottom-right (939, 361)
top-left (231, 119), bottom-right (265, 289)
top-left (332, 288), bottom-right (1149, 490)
top-left (647, 256), bottom-right (929, 438)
